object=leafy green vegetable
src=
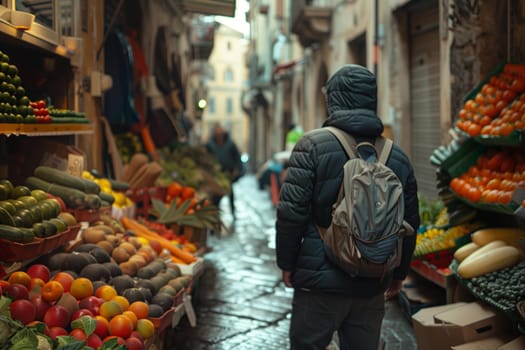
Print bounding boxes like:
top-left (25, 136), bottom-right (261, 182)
top-left (55, 336), bottom-right (86, 350)
top-left (70, 316), bottom-right (96, 337)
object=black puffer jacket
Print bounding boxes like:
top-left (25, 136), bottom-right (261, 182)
top-left (276, 65), bottom-right (420, 296)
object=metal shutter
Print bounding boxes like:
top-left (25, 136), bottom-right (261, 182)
top-left (409, 5), bottom-right (440, 200)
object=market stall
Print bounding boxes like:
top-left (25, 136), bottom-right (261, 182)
top-left (408, 62), bottom-right (525, 341)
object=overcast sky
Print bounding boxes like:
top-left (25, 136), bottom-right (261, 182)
top-left (215, 0), bottom-right (250, 36)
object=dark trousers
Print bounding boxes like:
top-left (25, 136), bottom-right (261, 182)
top-left (290, 289), bottom-right (385, 350)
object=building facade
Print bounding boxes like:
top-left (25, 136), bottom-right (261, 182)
top-left (199, 24), bottom-right (249, 153)
top-left (248, 0), bottom-right (525, 200)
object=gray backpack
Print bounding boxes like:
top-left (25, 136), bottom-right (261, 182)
top-left (317, 127), bottom-right (414, 279)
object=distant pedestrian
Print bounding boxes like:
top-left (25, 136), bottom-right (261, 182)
top-left (276, 64), bottom-right (420, 350)
top-left (206, 123), bottom-right (243, 220)
top-left (285, 123), bottom-right (303, 151)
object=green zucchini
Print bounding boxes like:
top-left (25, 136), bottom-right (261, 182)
top-left (0, 224), bottom-right (35, 242)
top-left (108, 179), bottom-right (130, 191)
top-left (98, 192), bottom-right (115, 205)
top-left (34, 166), bottom-right (101, 194)
top-left (85, 194), bottom-right (102, 209)
top-left (0, 206), bottom-right (15, 226)
top-left (26, 176), bottom-right (87, 209)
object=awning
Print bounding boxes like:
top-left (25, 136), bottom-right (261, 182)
top-left (273, 59), bottom-right (304, 76)
top-left (173, 0), bottom-right (236, 17)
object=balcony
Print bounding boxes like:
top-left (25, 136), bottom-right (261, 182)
top-left (291, 0), bottom-right (332, 47)
top-left (189, 18), bottom-right (216, 61)
top-left (171, 0), bottom-right (235, 17)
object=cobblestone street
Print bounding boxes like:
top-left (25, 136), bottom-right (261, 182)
top-left (166, 175), bottom-right (418, 349)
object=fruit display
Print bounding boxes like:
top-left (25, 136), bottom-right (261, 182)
top-left (82, 171), bottom-right (133, 210)
top-left (158, 145), bottom-right (231, 196)
top-left (0, 50), bottom-right (34, 123)
top-left (414, 221), bottom-right (483, 258)
top-left (0, 50), bottom-right (89, 125)
top-left (448, 147), bottom-right (525, 208)
top-left (455, 63), bottom-right (525, 138)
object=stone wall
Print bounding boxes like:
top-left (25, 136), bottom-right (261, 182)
top-left (449, 0), bottom-right (516, 118)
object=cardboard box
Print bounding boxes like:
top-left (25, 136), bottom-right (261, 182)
top-left (497, 336), bottom-right (525, 350)
top-left (412, 302), bottom-right (467, 350)
top-left (451, 336), bottom-right (508, 350)
top-left (434, 302), bottom-right (506, 343)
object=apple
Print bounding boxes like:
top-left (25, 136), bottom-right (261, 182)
top-left (48, 326), bottom-right (68, 340)
top-left (30, 295), bottom-right (51, 321)
top-left (30, 278), bottom-right (45, 291)
top-left (129, 331), bottom-right (144, 342)
top-left (70, 328), bottom-right (87, 341)
top-left (27, 264), bottom-right (50, 282)
top-left (87, 334), bottom-right (103, 349)
top-left (79, 296), bottom-right (103, 315)
top-left (125, 336), bottom-right (144, 350)
top-left (4, 283), bottom-right (29, 300)
top-left (10, 299), bottom-right (36, 324)
top-left (72, 308), bottom-right (94, 321)
top-left (43, 305), bottom-right (70, 328)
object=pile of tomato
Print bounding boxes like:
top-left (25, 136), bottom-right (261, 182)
top-left (456, 64), bottom-right (525, 137)
top-left (449, 147), bottom-right (525, 206)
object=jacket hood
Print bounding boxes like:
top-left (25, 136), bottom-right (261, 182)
top-left (323, 64), bottom-right (383, 137)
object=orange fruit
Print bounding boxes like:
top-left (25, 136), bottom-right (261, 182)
top-left (70, 278), bottom-right (94, 300)
top-left (95, 285), bottom-right (117, 301)
top-left (52, 272), bottom-right (74, 292)
top-left (111, 296), bottom-right (129, 312)
top-left (136, 318), bottom-right (154, 339)
top-left (99, 301), bottom-right (122, 320)
top-left (127, 301), bottom-right (149, 320)
top-left (108, 314), bottom-right (133, 338)
top-left (41, 280), bottom-right (64, 302)
top-left (8, 271), bottom-right (31, 288)
top-left (121, 310), bottom-right (137, 329)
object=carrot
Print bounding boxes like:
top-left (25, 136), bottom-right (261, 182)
top-left (122, 216), bottom-right (197, 264)
top-left (170, 255), bottom-right (185, 264)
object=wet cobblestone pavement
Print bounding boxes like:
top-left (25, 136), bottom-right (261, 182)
top-left (166, 176), bottom-right (418, 349)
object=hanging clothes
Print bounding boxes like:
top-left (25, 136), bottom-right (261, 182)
top-left (104, 27), bottom-right (139, 128)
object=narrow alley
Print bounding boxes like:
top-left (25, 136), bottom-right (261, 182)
top-left (166, 175), bottom-right (418, 349)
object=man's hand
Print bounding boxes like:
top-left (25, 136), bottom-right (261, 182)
top-left (384, 279), bottom-right (403, 300)
top-left (282, 271), bottom-right (292, 288)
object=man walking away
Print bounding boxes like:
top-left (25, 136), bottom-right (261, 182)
top-left (276, 64), bottom-right (420, 350)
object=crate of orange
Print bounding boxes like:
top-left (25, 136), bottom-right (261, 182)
top-left (456, 63), bottom-right (525, 141)
top-left (446, 143), bottom-right (525, 215)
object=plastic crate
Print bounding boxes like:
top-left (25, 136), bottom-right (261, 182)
top-left (0, 224), bottom-right (80, 262)
top-left (126, 186), bottom-right (166, 218)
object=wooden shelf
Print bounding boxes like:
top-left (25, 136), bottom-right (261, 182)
top-left (0, 17), bottom-right (69, 58)
top-left (0, 123), bottom-right (93, 136)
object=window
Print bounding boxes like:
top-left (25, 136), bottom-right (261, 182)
top-left (224, 67), bottom-right (234, 82)
top-left (227, 41), bottom-right (232, 51)
top-left (226, 97), bottom-right (233, 114)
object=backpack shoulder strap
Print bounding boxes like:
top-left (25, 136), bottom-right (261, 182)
top-left (325, 126), bottom-right (357, 158)
top-left (375, 136), bottom-right (394, 164)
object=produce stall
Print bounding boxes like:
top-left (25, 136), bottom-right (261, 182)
top-left (409, 63), bottom-right (525, 335)
top-left (0, 25), bottom-right (221, 350)
top-left (0, 164), bottom-right (217, 349)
